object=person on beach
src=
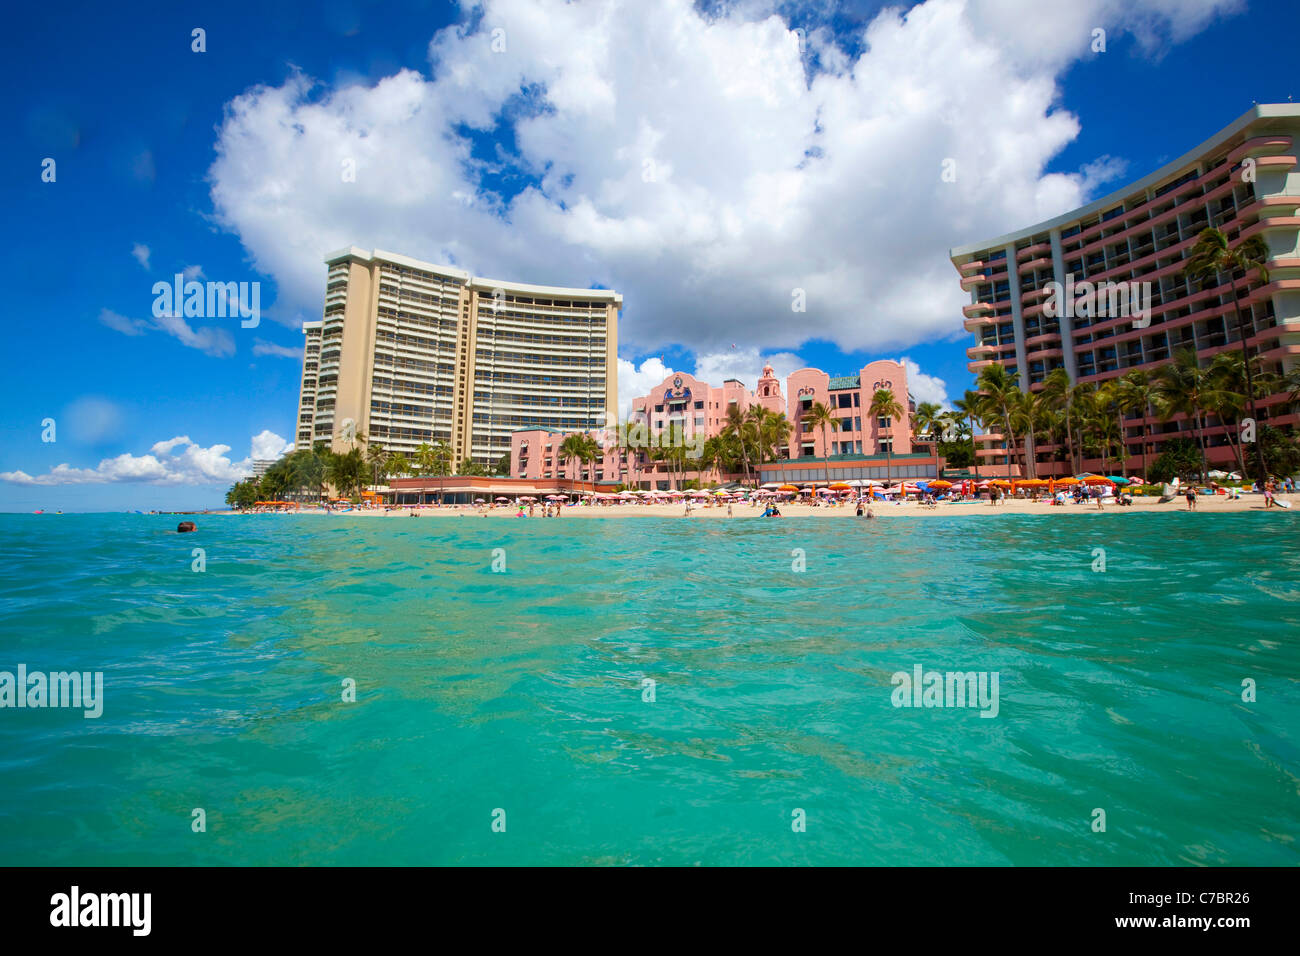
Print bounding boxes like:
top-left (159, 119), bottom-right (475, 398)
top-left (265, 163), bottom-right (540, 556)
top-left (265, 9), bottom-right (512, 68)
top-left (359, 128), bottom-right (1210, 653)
top-left (1264, 479), bottom-right (1276, 508)
top-left (856, 500), bottom-right (864, 517)
top-left (1185, 486), bottom-right (1197, 511)
top-left (727, 502), bottom-right (733, 517)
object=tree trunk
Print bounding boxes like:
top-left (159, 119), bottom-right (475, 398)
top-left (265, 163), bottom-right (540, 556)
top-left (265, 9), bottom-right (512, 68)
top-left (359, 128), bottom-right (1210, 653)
top-left (1195, 411), bottom-right (1210, 481)
top-left (1232, 278), bottom-right (1270, 480)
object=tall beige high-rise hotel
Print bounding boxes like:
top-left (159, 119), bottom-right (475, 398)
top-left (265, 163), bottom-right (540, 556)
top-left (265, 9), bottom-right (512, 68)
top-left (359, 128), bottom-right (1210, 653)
top-left (295, 247), bottom-right (620, 466)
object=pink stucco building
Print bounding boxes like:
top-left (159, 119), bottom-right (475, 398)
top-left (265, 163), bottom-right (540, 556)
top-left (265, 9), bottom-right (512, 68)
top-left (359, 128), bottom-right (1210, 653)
top-left (509, 359), bottom-right (922, 487)
top-left (784, 360), bottom-right (914, 459)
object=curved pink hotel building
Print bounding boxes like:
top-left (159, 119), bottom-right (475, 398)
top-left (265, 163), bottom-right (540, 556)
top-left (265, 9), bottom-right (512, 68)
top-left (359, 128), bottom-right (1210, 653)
top-left (951, 104), bottom-right (1300, 475)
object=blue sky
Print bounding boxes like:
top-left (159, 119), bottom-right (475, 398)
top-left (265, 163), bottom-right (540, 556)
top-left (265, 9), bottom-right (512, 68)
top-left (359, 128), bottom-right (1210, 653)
top-left (2, 0), bottom-right (1295, 511)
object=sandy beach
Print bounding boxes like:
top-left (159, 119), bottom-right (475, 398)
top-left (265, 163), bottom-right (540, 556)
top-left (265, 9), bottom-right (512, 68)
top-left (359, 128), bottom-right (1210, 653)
top-left (218, 493), bottom-right (1291, 518)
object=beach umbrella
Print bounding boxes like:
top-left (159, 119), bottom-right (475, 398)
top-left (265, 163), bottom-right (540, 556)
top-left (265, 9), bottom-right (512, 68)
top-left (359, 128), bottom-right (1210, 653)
top-left (495, 496), bottom-right (509, 501)
top-left (1082, 476), bottom-right (1112, 485)
top-left (828, 481), bottom-right (852, 490)
top-left (989, 479), bottom-right (1012, 487)
top-left (545, 495), bottom-right (565, 500)
top-left (1106, 476), bottom-right (1129, 485)
top-left (1054, 477), bottom-right (1080, 486)
top-left (929, 479), bottom-right (953, 488)
top-left (778, 484), bottom-right (798, 492)
top-left (474, 498), bottom-right (485, 503)
top-left (519, 496), bottom-right (537, 502)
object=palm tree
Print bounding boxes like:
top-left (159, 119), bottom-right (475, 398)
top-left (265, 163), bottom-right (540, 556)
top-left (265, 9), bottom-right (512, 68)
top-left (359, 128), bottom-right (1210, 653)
top-left (364, 441), bottom-right (389, 492)
top-left (1184, 227), bottom-right (1271, 479)
top-left (758, 409), bottom-right (792, 470)
top-left (975, 364), bottom-right (1021, 477)
top-left (701, 435), bottom-right (727, 484)
top-left (295, 444), bottom-right (328, 502)
top-left (1008, 388), bottom-right (1048, 479)
top-left (1206, 351), bottom-right (1253, 475)
top-left (383, 452), bottom-right (409, 505)
top-left (953, 389), bottom-right (983, 478)
top-left (723, 405), bottom-right (752, 486)
top-left (414, 440), bottom-right (453, 504)
top-left (579, 433), bottom-right (602, 481)
top-left (1115, 369), bottom-right (1159, 479)
top-left (912, 401), bottom-right (943, 468)
top-left (803, 401), bottom-right (840, 489)
top-left (1095, 380), bottom-right (1128, 476)
top-left (867, 388), bottom-right (904, 486)
top-left (1039, 369), bottom-right (1075, 477)
top-left (616, 420), bottom-right (642, 486)
top-left (559, 434), bottom-right (589, 482)
top-left (1155, 348), bottom-right (1215, 481)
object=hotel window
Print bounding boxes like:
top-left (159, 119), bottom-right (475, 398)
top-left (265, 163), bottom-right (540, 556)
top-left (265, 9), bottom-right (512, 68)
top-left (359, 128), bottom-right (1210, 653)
top-left (694, 401), bottom-right (704, 409)
top-left (877, 417), bottom-right (891, 428)
top-left (837, 394), bottom-right (852, 408)
top-left (840, 417), bottom-right (853, 431)
top-left (854, 417), bottom-right (862, 431)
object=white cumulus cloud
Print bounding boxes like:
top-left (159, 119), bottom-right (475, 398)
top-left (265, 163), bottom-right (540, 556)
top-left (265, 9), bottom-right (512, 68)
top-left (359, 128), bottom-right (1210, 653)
top-left (206, 0), bottom-right (1239, 360)
top-left (0, 431), bottom-right (293, 487)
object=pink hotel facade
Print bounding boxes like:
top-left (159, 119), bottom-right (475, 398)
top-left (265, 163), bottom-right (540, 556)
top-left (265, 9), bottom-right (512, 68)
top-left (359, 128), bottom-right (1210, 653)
top-left (510, 360), bottom-right (937, 488)
top-left (951, 104), bottom-right (1300, 476)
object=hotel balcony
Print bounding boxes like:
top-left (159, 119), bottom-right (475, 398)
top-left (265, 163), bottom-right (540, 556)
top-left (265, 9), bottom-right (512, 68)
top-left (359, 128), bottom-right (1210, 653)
top-left (1017, 256), bottom-right (1052, 274)
top-left (962, 301), bottom-right (994, 318)
top-left (1227, 133), bottom-right (1289, 163)
top-left (967, 344), bottom-right (998, 360)
top-left (1016, 242), bottom-right (1051, 260)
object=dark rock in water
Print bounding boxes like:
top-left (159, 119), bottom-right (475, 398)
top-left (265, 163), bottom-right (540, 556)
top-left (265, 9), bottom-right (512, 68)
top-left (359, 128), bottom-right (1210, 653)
top-left (177, 521), bottom-right (197, 533)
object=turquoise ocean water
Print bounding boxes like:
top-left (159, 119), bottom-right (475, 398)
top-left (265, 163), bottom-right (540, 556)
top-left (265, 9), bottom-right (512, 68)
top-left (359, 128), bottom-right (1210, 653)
top-left (0, 511), bottom-right (1295, 866)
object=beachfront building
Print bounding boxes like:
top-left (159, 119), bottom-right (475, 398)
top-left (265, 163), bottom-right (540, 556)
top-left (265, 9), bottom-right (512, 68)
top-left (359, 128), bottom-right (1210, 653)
top-left (293, 247), bottom-right (620, 468)
top-left (507, 359), bottom-right (939, 488)
top-left (951, 103), bottom-right (1300, 476)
